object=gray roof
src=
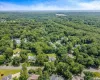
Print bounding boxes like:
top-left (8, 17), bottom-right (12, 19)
top-left (49, 57), bottom-right (56, 62)
top-left (50, 74), bottom-right (64, 80)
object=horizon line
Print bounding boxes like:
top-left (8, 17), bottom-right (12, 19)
top-left (0, 10), bottom-right (100, 12)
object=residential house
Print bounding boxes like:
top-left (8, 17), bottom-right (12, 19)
top-left (50, 74), bottom-right (64, 80)
top-left (49, 57), bottom-right (56, 62)
top-left (28, 56), bottom-right (36, 61)
top-left (28, 74), bottom-right (39, 80)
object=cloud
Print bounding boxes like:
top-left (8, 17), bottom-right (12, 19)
top-left (79, 1), bottom-right (100, 10)
top-left (0, 0), bottom-right (100, 11)
top-left (0, 2), bottom-right (62, 11)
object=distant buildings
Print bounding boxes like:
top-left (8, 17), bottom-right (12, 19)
top-left (56, 14), bottom-right (67, 16)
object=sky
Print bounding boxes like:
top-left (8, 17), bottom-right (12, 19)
top-left (0, 0), bottom-right (100, 11)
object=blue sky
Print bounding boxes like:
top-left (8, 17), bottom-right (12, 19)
top-left (0, 0), bottom-right (100, 10)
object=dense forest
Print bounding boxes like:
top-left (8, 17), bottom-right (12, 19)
top-left (0, 12), bottom-right (100, 80)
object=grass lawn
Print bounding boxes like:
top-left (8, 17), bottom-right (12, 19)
top-left (46, 53), bottom-right (56, 57)
top-left (13, 48), bottom-right (21, 54)
top-left (0, 69), bottom-right (20, 79)
top-left (27, 53), bottom-right (35, 56)
top-left (93, 72), bottom-right (100, 78)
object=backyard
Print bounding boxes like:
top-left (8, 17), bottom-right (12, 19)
top-left (0, 69), bottom-right (20, 79)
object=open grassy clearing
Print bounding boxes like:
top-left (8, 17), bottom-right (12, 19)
top-left (27, 53), bottom-right (35, 56)
top-left (93, 72), bottom-right (100, 78)
top-left (13, 48), bottom-right (21, 54)
top-left (46, 53), bottom-right (56, 57)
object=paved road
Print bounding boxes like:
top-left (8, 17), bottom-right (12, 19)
top-left (0, 66), bottom-right (99, 72)
top-left (0, 66), bottom-right (42, 70)
top-left (84, 68), bottom-right (100, 72)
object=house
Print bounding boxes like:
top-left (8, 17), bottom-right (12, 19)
top-left (49, 57), bottom-right (56, 62)
top-left (28, 74), bottom-right (39, 80)
top-left (28, 56), bottom-right (36, 61)
top-left (50, 74), bottom-right (64, 80)
top-left (2, 75), bottom-right (12, 80)
top-left (72, 76), bottom-right (84, 80)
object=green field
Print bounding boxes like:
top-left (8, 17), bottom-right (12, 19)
top-left (46, 54), bottom-right (56, 57)
top-left (0, 69), bottom-right (20, 79)
top-left (13, 48), bottom-right (21, 54)
top-left (93, 72), bottom-right (100, 78)
top-left (27, 53), bottom-right (35, 56)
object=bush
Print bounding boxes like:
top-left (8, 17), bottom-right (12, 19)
top-left (0, 55), bottom-right (5, 65)
top-left (12, 57), bottom-right (21, 66)
top-left (84, 71), bottom-right (94, 80)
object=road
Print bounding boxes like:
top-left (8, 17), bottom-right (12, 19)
top-left (0, 66), bottom-right (99, 72)
top-left (84, 67), bottom-right (100, 72)
top-left (0, 66), bottom-right (42, 70)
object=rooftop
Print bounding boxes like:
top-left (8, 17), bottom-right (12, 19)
top-left (28, 74), bottom-right (40, 80)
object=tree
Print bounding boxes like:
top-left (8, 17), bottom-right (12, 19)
top-left (56, 62), bottom-right (69, 75)
top-left (19, 63), bottom-right (28, 80)
top-left (0, 46), bottom-right (6, 54)
top-left (60, 54), bottom-right (74, 65)
top-left (12, 57), bottom-right (21, 66)
top-left (71, 63), bottom-right (84, 75)
top-left (56, 62), bottom-right (72, 80)
top-left (4, 48), bottom-right (13, 59)
top-left (75, 55), bottom-right (84, 65)
top-left (44, 62), bottom-right (56, 74)
top-left (13, 77), bottom-right (19, 80)
top-left (64, 70), bottom-right (72, 80)
top-left (13, 40), bottom-right (17, 49)
top-left (20, 50), bottom-right (28, 63)
top-left (94, 58), bottom-right (100, 68)
top-left (67, 43), bottom-right (73, 53)
top-left (84, 71), bottom-right (94, 80)
top-left (88, 47), bottom-right (98, 56)
top-left (85, 57), bottom-right (94, 67)
top-left (0, 55), bottom-right (5, 65)
top-left (28, 68), bottom-right (42, 75)
top-left (73, 48), bottom-right (79, 56)
top-left (20, 39), bottom-right (25, 49)
top-left (38, 71), bottom-right (50, 80)
top-left (35, 54), bottom-right (48, 66)
top-left (56, 47), bottom-right (67, 56)
top-left (36, 68), bottom-right (42, 75)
